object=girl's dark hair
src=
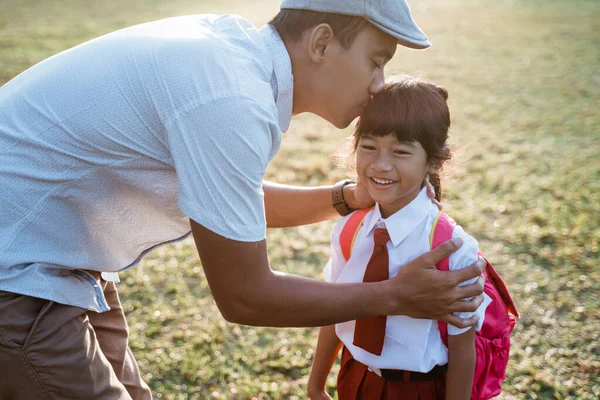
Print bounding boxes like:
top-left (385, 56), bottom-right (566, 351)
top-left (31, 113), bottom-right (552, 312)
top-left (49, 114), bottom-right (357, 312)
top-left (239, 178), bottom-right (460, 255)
top-left (353, 75), bottom-right (451, 201)
top-left (268, 10), bottom-right (370, 49)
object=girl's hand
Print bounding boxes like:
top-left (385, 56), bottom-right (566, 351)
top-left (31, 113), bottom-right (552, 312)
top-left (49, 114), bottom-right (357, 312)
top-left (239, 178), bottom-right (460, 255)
top-left (308, 388), bottom-right (334, 400)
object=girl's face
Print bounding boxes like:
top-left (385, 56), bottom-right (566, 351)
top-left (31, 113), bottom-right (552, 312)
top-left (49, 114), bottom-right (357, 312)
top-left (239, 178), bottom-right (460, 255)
top-left (356, 133), bottom-right (437, 218)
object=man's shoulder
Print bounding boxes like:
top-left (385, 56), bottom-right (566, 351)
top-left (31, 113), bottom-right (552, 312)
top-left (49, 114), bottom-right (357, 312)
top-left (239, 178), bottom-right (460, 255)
top-left (116, 13), bottom-right (255, 41)
top-left (136, 15), bottom-right (274, 109)
top-left (122, 14), bottom-right (266, 68)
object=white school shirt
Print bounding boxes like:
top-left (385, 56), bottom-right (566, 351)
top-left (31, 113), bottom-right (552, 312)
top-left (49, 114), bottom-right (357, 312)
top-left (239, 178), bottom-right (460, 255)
top-left (0, 15), bottom-right (293, 311)
top-left (324, 187), bottom-right (492, 372)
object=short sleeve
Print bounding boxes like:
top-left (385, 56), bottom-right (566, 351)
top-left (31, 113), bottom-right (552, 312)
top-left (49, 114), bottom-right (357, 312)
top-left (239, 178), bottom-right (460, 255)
top-left (323, 215), bottom-right (352, 282)
top-left (447, 225), bottom-right (492, 335)
top-left (166, 96), bottom-right (281, 242)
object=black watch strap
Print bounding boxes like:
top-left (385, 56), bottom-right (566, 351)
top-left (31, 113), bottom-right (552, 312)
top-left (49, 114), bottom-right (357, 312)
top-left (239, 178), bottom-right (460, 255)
top-left (332, 179), bottom-right (355, 217)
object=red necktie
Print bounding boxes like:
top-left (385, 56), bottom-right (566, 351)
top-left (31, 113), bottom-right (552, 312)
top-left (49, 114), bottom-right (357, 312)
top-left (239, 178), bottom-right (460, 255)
top-left (353, 227), bottom-right (390, 356)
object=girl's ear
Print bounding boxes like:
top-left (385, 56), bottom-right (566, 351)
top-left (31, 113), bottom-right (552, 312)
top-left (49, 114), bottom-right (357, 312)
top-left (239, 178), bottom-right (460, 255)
top-left (427, 159), bottom-right (445, 174)
top-left (427, 145), bottom-right (450, 174)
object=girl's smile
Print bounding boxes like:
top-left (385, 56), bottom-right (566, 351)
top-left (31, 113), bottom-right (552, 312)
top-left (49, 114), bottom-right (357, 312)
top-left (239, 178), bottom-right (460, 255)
top-left (357, 134), bottom-right (439, 218)
top-left (370, 177), bottom-right (396, 186)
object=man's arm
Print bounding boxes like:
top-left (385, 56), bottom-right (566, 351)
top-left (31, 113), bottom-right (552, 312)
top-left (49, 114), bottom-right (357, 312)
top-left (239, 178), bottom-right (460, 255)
top-left (191, 220), bottom-right (485, 327)
top-left (263, 181), bottom-right (338, 228)
top-left (263, 181), bottom-right (372, 227)
top-left (263, 178), bottom-right (439, 228)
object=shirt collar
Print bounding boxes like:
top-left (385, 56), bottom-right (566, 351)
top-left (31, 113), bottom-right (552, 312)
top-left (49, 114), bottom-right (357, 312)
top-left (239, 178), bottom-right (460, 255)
top-left (259, 24), bottom-right (293, 133)
top-left (363, 187), bottom-right (435, 247)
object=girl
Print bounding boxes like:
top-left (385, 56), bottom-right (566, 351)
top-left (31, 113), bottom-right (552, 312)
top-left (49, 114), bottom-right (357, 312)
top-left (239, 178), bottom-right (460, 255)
top-left (307, 75), bottom-right (491, 400)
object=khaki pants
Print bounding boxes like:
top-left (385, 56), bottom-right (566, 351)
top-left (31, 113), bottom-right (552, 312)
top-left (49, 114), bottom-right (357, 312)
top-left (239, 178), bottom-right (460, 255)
top-left (0, 277), bottom-right (152, 400)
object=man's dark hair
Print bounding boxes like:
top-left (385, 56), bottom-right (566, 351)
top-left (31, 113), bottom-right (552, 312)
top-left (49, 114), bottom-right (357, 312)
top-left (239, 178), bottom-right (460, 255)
top-left (269, 9), bottom-right (370, 49)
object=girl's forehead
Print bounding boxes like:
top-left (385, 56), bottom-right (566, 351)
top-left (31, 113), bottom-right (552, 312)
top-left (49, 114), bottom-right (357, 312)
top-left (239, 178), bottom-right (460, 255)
top-left (360, 133), bottom-right (416, 146)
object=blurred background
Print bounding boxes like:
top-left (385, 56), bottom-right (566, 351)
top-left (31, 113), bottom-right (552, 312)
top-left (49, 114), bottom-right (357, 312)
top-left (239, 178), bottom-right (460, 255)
top-left (1, 0), bottom-right (598, 398)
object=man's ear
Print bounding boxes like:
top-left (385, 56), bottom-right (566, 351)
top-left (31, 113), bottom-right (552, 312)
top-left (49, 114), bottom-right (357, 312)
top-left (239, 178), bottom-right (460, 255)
top-left (307, 23), bottom-right (334, 63)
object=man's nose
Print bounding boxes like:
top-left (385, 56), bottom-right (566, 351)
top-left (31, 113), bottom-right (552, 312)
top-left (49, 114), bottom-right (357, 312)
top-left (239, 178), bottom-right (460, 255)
top-left (368, 70), bottom-right (385, 96)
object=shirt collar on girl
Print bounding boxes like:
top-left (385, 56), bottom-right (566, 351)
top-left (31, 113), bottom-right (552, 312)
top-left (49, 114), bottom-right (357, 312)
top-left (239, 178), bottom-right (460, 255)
top-left (362, 187), bottom-right (434, 248)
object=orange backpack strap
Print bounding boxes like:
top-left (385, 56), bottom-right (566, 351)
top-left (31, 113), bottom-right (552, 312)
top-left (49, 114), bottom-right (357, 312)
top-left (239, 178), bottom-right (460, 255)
top-left (339, 208), bottom-right (372, 261)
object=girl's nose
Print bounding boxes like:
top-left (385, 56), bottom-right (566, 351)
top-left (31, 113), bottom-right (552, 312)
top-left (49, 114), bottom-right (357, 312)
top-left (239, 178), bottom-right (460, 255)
top-left (371, 158), bottom-right (393, 171)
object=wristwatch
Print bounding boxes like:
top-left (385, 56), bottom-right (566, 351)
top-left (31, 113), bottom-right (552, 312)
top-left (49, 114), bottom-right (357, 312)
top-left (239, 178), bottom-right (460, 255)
top-left (331, 179), bottom-right (356, 216)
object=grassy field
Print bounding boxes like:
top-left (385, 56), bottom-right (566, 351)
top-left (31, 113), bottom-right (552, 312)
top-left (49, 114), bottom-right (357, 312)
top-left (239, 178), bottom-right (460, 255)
top-left (1, 0), bottom-right (598, 398)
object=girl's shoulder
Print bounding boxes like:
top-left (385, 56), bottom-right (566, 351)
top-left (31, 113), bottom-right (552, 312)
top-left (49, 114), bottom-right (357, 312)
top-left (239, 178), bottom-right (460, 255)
top-left (442, 220), bottom-right (480, 271)
top-left (452, 223), bottom-right (479, 250)
top-left (330, 207), bottom-right (378, 256)
top-left (427, 211), bottom-right (478, 245)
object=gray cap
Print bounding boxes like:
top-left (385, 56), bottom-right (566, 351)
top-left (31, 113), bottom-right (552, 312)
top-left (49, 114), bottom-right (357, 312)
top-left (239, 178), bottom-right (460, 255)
top-left (279, 0), bottom-right (430, 49)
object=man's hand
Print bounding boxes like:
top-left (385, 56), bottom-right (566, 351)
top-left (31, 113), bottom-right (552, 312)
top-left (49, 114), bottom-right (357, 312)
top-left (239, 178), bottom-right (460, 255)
top-left (385, 237), bottom-right (486, 328)
top-left (342, 179), bottom-right (374, 210)
top-left (344, 177), bottom-right (442, 211)
top-left (424, 175), bottom-right (443, 210)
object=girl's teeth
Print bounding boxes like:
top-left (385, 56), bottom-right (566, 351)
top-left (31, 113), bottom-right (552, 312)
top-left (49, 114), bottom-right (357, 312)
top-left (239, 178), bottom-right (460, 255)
top-left (373, 178), bottom-right (394, 184)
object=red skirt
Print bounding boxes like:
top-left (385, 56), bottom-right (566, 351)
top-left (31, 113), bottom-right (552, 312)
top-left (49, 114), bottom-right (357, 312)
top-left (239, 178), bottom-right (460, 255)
top-left (337, 347), bottom-right (447, 400)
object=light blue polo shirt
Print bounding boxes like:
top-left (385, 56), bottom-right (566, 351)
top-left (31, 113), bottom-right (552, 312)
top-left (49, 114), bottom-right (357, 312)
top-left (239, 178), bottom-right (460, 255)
top-left (0, 15), bottom-right (293, 312)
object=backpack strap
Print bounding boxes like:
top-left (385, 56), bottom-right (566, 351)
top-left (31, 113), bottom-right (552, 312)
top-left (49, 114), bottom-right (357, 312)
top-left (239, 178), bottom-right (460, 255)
top-left (480, 255), bottom-right (520, 319)
top-left (430, 212), bottom-right (456, 346)
top-left (430, 212), bottom-right (457, 272)
top-left (431, 212), bottom-right (520, 348)
top-left (339, 208), bottom-right (372, 261)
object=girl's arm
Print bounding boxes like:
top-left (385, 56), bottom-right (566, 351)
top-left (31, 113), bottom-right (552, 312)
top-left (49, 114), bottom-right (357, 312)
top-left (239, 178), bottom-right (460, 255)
top-left (307, 325), bottom-right (342, 400)
top-left (446, 328), bottom-right (476, 400)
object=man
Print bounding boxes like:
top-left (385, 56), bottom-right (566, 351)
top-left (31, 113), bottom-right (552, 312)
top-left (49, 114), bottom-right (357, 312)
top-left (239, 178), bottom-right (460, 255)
top-left (0, 0), bottom-right (486, 398)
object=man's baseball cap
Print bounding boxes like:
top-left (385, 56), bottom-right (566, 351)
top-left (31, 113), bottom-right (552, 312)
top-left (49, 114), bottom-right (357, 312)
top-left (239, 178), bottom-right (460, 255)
top-left (279, 0), bottom-right (430, 49)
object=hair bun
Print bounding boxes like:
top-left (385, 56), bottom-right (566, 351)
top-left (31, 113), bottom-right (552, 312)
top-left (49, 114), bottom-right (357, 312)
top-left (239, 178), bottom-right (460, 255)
top-left (437, 86), bottom-right (449, 100)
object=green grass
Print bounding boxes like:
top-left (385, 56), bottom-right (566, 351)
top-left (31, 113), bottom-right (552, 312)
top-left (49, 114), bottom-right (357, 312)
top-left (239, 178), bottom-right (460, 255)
top-left (1, 0), bottom-right (598, 398)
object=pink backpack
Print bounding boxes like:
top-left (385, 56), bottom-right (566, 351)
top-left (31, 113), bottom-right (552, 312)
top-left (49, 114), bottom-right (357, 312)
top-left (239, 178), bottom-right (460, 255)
top-left (340, 209), bottom-right (519, 400)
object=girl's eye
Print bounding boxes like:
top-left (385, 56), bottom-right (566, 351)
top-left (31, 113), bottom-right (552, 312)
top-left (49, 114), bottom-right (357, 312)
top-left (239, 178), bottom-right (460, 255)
top-left (360, 144), bottom-right (376, 151)
top-left (394, 150), bottom-right (411, 155)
